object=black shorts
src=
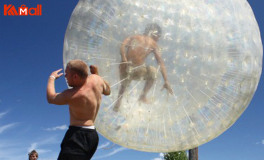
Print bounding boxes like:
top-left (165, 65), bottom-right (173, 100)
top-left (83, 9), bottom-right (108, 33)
top-left (58, 126), bottom-right (99, 160)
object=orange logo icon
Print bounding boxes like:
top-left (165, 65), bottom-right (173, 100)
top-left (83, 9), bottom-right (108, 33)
top-left (4, 4), bottom-right (42, 16)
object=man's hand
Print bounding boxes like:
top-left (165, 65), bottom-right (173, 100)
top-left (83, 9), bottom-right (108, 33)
top-left (162, 81), bottom-right (173, 95)
top-left (90, 65), bottom-right (99, 75)
top-left (50, 69), bottom-right (63, 80)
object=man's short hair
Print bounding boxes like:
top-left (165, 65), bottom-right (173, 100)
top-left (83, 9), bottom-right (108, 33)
top-left (67, 59), bottom-right (89, 79)
top-left (144, 23), bottom-right (162, 38)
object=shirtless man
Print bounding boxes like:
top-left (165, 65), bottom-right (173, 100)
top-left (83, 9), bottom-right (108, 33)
top-left (47, 59), bottom-right (110, 160)
top-left (113, 23), bottom-right (173, 112)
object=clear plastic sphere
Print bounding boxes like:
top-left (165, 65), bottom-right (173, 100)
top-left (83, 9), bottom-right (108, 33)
top-left (63, 0), bottom-right (263, 152)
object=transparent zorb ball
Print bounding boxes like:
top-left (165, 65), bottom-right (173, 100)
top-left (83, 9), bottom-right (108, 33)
top-left (63, 0), bottom-right (262, 152)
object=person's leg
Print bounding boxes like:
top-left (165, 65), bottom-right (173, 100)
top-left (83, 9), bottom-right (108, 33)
top-left (114, 82), bottom-right (129, 112)
top-left (58, 129), bottom-right (72, 160)
top-left (86, 130), bottom-right (99, 159)
top-left (139, 66), bottom-right (156, 103)
top-left (58, 127), bottom-right (99, 160)
top-left (113, 64), bottom-right (130, 112)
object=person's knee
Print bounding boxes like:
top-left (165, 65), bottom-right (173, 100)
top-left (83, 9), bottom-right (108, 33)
top-left (147, 66), bottom-right (157, 80)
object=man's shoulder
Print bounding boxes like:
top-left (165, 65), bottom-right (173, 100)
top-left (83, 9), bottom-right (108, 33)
top-left (89, 74), bottom-right (102, 79)
top-left (58, 88), bottom-right (76, 100)
top-left (89, 74), bottom-right (104, 83)
top-left (63, 88), bottom-right (77, 94)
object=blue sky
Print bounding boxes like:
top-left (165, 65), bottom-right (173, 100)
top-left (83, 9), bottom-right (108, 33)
top-left (0, 0), bottom-right (263, 160)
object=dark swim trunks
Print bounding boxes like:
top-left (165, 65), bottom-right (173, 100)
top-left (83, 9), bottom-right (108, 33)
top-left (58, 126), bottom-right (99, 160)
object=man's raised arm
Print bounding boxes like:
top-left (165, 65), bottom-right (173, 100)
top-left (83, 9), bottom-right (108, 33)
top-left (153, 47), bottom-right (173, 94)
top-left (47, 69), bottom-right (69, 105)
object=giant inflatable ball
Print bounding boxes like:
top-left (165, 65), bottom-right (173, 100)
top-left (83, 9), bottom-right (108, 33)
top-left (63, 0), bottom-right (263, 152)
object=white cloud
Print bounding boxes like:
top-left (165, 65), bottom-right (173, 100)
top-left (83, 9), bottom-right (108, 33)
top-left (152, 153), bottom-right (164, 160)
top-left (0, 130), bottom-right (59, 160)
top-left (35, 148), bottom-right (52, 154)
top-left (45, 125), bottom-right (68, 131)
top-left (98, 142), bottom-right (116, 150)
top-left (27, 135), bottom-right (60, 158)
top-left (28, 143), bottom-right (52, 154)
top-left (0, 123), bottom-right (17, 134)
top-left (0, 149), bottom-right (26, 160)
top-left (0, 140), bottom-right (27, 160)
top-left (97, 142), bottom-right (111, 150)
top-left (27, 135), bottom-right (60, 152)
top-left (28, 143), bottom-right (38, 153)
top-left (94, 147), bottom-right (128, 159)
top-left (159, 153), bottom-right (164, 157)
top-left (0, 111), bottom-right (8, 119)
top-left (256, 139), bottom-right (264, 145)
top-left (38, 135), bottom-right (61, 145)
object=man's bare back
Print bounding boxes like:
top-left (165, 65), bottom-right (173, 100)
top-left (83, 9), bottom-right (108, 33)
top-left (67, 75), bottom-right (105, 126)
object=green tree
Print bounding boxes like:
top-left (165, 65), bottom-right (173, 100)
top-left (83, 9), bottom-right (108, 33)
top-left (164, 151), bottom-right (188, 160)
